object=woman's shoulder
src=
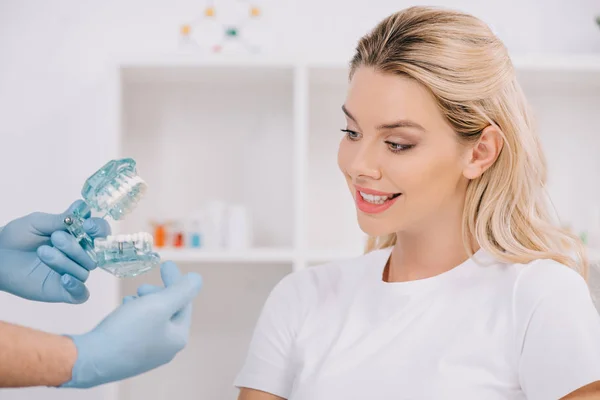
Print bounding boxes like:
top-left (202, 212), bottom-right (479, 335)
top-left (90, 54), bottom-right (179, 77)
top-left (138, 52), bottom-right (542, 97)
top-left (510, 257), bottom-right (591, 317)
top-left (513, 257), bottom-right (587, 296)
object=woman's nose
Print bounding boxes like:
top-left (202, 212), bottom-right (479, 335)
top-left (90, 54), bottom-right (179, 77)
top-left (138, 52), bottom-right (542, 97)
top-left (347, 143), bottom-right (382, 180)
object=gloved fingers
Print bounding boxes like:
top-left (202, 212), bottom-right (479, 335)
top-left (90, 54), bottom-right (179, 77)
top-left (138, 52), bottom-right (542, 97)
top-left (51, 231), bottom-right (97, 271)
top-left (160, 261), bottom-right (183, 287)
top-left (37, 245), bottom-right (90, 282)
top-left (157, 267), bottom-right (202, 319)
top-left (122, 295), bottom-right (137, 305)
top-left (158, 261), bottom-right (196, 324)
top-left (137, 284), bottom-right (161, 297)
top-left (60, 274), bottom-right (90, 304)
top-left (65, 200), bottom-right (91, 218)
top-left (83, 218), bottom-right (111, 239)
top-left (171, 297), bottom-right (194, 328)
top-left (121, 284), bottom-right (161, 305)
top-left (30, 200), bottom-right (90, 236)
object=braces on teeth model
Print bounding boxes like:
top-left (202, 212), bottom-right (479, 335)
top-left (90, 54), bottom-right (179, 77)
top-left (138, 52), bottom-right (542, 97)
top-left (63, 158), bottom-right (161, 278)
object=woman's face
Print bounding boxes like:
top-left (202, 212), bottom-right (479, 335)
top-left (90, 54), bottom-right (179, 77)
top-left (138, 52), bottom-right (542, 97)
top-left (337, 67), bottom-right (471, 237)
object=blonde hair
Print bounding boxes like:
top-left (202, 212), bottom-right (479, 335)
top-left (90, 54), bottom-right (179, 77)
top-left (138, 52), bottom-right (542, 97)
top-left (350, 6), bottom-right (588, 278)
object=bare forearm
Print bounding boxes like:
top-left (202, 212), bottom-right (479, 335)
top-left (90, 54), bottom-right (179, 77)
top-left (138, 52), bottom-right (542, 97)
top-left (561, 381), bottom-right (600, 399)
top-left (238, 388), bottom-right (286, 400)
top-left (0, 321), bottom-right (76, 387)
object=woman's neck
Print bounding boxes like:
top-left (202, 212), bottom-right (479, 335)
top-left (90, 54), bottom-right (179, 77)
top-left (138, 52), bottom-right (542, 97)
top-left (385, 213), bottom-right (479, 283)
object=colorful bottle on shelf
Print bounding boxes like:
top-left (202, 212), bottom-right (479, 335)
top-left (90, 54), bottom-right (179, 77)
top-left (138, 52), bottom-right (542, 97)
top-left (171, 221), bottom-right (184, 248)
top-left (174, 231), bottom-right (184, 247)
top-left (153, 224), bottom-right (167, 248)
top-left (191, 233), bottom-right (201, 248)
top-left (189, 217), bottom-right (203, 248)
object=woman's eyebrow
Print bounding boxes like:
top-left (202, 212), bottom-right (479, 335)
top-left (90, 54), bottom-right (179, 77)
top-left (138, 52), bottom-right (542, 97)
top-left (376, 120), bottom-right (426, 131)
top-left (341, 104), bottom-right (358, 123)
top-left (342, 104), bottom-right (426, 132)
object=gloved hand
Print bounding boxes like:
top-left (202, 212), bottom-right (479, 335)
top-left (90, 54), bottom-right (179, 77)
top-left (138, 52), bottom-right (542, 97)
top-left (62, 261), bottom-right (203, 388)
top-left (0, 200), bottom-right (111, 303)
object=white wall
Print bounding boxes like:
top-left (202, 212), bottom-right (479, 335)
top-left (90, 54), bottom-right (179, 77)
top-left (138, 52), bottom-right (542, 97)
top-left (0, 0), bottom-right (599, 399)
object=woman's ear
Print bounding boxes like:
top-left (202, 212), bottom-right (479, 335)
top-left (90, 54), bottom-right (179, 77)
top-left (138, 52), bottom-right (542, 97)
top-left (462, 125), bottom-right (504, 180)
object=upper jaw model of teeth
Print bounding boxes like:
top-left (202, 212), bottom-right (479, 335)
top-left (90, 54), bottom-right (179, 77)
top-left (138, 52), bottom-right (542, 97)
top-left (101, 175), bottom-right (146, 210)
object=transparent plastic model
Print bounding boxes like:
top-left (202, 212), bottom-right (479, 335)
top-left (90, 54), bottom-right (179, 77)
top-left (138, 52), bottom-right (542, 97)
top-left (63, 158), bottom-right (160, 278)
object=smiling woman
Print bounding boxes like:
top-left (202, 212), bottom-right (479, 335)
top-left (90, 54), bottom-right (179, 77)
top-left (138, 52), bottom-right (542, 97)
top-left (234, 5), bottom-right (600, 400)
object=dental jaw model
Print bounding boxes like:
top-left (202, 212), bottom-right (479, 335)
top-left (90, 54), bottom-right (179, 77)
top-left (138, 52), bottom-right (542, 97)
top-left (63, 158), bottom-right (160, 278)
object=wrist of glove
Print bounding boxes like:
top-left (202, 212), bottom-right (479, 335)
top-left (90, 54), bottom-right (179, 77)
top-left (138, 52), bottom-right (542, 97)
top-left (61, 262), bottom-right (202, 388)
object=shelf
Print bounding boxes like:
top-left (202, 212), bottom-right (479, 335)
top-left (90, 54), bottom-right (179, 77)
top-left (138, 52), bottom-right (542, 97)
top-left (118, 53), bottom-right (600, 70)
top-left (117, 53), bottom-right (600, 80)
top-left (116, 52), bottom-right (296, 68)
top-left (154, 247), bottom-right (369, 264)
top-left (155, 247), bottom-right (600, 265)
top-left (117, 53), bottom-right (296, 86)
top-left (121, 64), bottom-right (293, 86)
top-left (157, 247), bottom-right (295, 263)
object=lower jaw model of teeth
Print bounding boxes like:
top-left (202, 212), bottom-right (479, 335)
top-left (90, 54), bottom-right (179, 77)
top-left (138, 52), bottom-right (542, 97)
top-left (63, 158), bottom-right (161, 278)
top-left (92, 233), bottom-right (160, 278)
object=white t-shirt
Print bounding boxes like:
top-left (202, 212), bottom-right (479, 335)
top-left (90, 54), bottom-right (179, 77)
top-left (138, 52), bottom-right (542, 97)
top-left (234, 247), bottom-right (600, 400)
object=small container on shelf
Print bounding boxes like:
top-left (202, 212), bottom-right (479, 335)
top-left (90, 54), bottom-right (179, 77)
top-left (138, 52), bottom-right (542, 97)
top-left (151, 222), bottom-right (168, 248)
top-left (202, 200), bottom-right (228, 249)
top-left (225, 204), bottom-right (253, 250)
top-left (188, 218), bottom-right (203, 249)
top-left (172, 221), bottom-right (185, 248)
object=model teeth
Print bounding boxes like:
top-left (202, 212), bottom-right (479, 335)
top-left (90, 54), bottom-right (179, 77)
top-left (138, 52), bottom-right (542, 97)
top-left (95, 231), bottom-right (154, 249)
top-left (98, 175), bottom-right (147, 211)
top-left (359, 191), bottom-right (396, 204)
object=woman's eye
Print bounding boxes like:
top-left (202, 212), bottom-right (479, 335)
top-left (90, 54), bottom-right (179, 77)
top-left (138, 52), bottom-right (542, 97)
top-left (386, 141), bottom-right (414, 153)
top-left (341, 129), bottom-right (361, 141)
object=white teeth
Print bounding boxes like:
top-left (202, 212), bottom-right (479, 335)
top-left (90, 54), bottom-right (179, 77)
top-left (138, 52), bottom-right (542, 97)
top-left (95, 231), bottom-right (153, 252)
top-left (134, 233), bottom-right (144, 249)
top-left (100, 175), bottom-right (147, 210)
top-left (359, 191), bottom-right (395, 204)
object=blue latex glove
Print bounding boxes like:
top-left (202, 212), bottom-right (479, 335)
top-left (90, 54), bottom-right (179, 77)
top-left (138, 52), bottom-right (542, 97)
top-left (62, 261), bottom-right (202, 388)
top-left (0, 200), bottom-right (111, 303)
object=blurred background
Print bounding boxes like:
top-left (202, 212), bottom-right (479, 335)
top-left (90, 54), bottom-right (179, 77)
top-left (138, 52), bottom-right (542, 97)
top-left (0, 0), bottom-right (599, 399)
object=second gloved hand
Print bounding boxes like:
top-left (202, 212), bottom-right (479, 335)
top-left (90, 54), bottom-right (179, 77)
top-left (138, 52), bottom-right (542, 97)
top-left (62, 261), bottom-right (203, 388)
top-left (0, 200), bottom-right (111, 304)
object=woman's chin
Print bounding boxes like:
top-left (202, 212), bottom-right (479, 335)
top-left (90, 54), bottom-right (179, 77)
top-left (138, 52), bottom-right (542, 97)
top-left (357, 219), bottom-right (398, 238)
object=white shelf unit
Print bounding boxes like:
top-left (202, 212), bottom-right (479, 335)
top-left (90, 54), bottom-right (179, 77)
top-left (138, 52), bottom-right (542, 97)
top-left (111, 53), bottom-right (600, 400)
top-left (158, 247), bottom-right (295, 263)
